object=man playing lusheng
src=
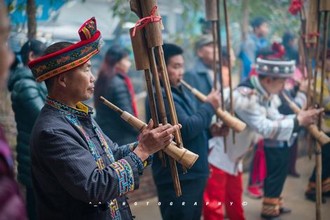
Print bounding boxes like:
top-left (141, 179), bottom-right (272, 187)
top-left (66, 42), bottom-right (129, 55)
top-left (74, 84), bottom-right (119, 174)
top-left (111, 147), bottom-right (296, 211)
top-left (232, 58), bottom-right (322, 220)
top-left (28, 17), bottom-right (180, 220)
top-left (148, 43), bottom-right (221, 220)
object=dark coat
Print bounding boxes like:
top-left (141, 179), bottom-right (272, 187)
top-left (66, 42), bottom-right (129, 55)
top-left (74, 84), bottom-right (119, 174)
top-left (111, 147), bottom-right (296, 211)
top-left (31, 99), bottom-right (142, 220)
top-left (7, 66), bottom-right (47, 187)
top-left (147, 85), bottom-right (215, 186)
top-left (184, 58), bottom-right (212, 95)
top-left (95, 74), bottom-right (139, 146)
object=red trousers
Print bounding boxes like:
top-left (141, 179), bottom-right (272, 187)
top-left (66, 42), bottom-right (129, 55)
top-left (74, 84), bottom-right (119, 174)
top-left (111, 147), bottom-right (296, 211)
top-left (203, 165), bottom-right (245, 220)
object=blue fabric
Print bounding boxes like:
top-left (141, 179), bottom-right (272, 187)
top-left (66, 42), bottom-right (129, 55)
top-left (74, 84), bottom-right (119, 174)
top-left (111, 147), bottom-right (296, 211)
top-left (7, 66), bottom-right (47, 187)
top-left (146, 85), bottom-right (215, 185)
top-left (184, 58), bottom-right (212, 95)
top-left (95, 74), bottom-right (139, 146)
top-left (156, 178), bottom-right (207, 220)
top-left (239, 34), bottom-right (269, 82)
top-left (238, 51), bottom-right (252, 81)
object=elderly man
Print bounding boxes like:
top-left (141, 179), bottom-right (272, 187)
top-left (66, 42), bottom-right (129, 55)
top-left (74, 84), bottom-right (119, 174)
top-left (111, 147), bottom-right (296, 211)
top-left (28, 17), bottom-right (180, 220)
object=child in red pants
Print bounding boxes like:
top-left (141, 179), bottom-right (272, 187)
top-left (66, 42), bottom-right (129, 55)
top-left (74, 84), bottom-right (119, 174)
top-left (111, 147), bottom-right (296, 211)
top-left (203, 134), bottom-right (248, 220)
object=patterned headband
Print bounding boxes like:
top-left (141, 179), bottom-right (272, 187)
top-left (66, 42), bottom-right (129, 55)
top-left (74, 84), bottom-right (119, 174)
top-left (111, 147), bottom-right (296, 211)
top-left (28, 17), bottom-right (102, 82)
top-left (255, 58), bottom-right (296, 78)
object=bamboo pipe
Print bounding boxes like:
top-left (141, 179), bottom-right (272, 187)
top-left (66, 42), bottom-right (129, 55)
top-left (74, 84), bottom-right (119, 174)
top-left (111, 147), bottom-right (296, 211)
top-left (139, 0), bottom-right (185, 150)
top-left (319, 5), bottom-right (330, 129)
top-left (312, 26), bottom-right (321, 160)
top-left (315, 141), bottom-right (322, 220)
top-left (320, 0), bottom-right (330, 11)
top-left (306, 0), bottom-right (319, 46)
top-left (205, 0), bottom-right (219, 88)
top-left (181, 80), bottom-right (246, 132)
top-left (205, 0), bottom-right (227, 151)
top-left (156, 46), bottom-right (184, 148)
top-left (223, 0), bottom-right (235, 144)
top-left (281, 92), bottom-right (330, 145)
top-left (296, 2), bottom-right (313, 159)
top-left (129, 27), bottom-right (166, 167)
top-left (139, 0), bottom-right (186, 161)
top-left (316, 4), bottom-right (330, 218)
top-left (148, 48), bottom-right (183, 195)
top-left (99, 96), bottom-right (199, 169)
top-left (215, 0), bottom-right (224, 109)
top-left (305, 0), bottom-right (319, 109)
top-left (130, 0), bottom-right (182, 196)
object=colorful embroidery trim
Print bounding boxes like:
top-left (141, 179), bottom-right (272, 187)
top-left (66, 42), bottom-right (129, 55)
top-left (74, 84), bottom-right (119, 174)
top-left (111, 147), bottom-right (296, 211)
top-left (110, 159), bottom-right (135, 195)
top-left (46, 97), bottom-right (122, 219)
top-left (46, 97), bottom-right (91, 117)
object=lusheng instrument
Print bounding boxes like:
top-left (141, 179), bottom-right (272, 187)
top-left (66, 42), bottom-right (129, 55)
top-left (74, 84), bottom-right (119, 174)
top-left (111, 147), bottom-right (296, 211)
top-left (281, 92), bottom-right (330, 146)
top-left (315, 1), bottom-right (330, 219)
top-left (180, 80), bottom-right (246, 133)
top-left (130, 0), bottom-right (184, 196)
top-left (99, 96), bottom-right (199, 169)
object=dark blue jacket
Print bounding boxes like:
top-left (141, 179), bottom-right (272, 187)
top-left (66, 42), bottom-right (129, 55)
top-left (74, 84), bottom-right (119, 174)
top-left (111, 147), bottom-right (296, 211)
top-left (7, 66), bottom-right (47, 187)
top-left (95, 74), bottom-right (139, 146)
top-left (146, 85), bottom-right (215, 185)
top-left (184, 58), bottom-right (212, 96)
top-left (31, 98), bottom-right (140, 220)
top-left (184, 59), bottom-right (213, 110)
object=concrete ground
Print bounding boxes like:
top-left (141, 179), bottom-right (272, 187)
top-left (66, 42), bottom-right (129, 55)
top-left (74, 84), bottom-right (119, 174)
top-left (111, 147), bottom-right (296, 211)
top-left (130, 156), bottom-right (330, 220)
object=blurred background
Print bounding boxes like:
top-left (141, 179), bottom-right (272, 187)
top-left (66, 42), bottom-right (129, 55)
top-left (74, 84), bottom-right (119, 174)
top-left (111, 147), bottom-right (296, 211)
top-left (1, 0), bottom-right (309, 217)
top-left (5, 0), bottom-right (301, 93)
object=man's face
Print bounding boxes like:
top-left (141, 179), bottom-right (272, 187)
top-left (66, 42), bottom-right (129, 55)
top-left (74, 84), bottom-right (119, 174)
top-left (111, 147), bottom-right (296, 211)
top-left (265, 77), bottom-right (286, 94)
top-left (64, 60), bottom-right (95, 102)
top-left (197, 43), bottom-right (218, 67)
top-left (167, 55), bottom-right (185, 87)
top-left (115, 55), bottom-right (132, 73)
top-left (255, 22), bottom-right (269, 37)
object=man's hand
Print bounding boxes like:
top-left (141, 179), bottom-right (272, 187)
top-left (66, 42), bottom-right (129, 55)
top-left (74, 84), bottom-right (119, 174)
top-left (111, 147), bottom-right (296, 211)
top-left (134, 119), bottom-right (181, 161)
top-left (210, 123), bottom-right (230, 137)
top-left (297, 107), bottom-right (324, 127)
top-left (205, 89), bottom-right (221, 109)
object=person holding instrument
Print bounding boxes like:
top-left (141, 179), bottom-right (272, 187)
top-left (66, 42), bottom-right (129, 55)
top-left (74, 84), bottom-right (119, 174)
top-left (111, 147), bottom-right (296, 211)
top-left (28, 17), bottom-right (180, 220)
top-left (305, 40), bottom-right (330, 203)
top-left (232, 57), bottom-right (323, 220)
top-left (146, 43), bottom-right (222, 220)
top-left (202, 48), bottom-right (247, 220)
top-left (94, 45), bottom-right (139, 146)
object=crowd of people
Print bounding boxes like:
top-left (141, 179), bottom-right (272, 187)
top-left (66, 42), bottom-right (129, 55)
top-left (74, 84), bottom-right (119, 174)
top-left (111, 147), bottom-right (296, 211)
top-left (0, 1), bottom-right (329, 220)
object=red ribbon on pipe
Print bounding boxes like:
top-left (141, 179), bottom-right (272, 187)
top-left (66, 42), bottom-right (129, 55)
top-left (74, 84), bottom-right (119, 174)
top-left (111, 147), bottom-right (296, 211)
top-left (131, 6), bottom-right (161, 37)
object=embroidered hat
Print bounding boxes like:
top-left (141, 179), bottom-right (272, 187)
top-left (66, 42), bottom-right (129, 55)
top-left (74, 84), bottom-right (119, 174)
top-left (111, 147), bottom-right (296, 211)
top-left (28, 17), bottom-right (102, 82)
top-left (255, 58), bottom-right (296, 78)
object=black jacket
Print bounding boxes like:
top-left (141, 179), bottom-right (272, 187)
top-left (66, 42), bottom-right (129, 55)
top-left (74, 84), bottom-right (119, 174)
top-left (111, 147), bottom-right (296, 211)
top-left (95, 74), bottom-right (139, 146)
top-left (31, 99), bottom-right (141, 220)
top-left (7, 66), bottom-right (47, 187)
top-left (146, 85), bottom-right (215, 185)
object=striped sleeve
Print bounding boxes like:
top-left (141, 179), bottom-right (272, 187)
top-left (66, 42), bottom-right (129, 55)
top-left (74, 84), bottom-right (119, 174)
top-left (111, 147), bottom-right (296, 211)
top-left (234, 90), bottom-right (294, 141)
